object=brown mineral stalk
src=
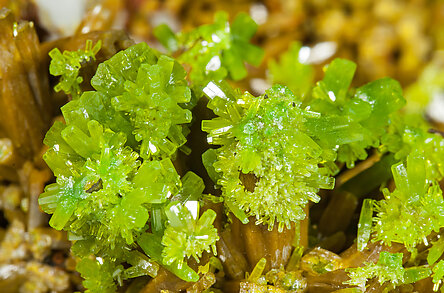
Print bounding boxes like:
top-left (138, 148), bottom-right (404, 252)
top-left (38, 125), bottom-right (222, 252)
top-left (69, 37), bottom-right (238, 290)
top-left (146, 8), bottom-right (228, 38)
top-left (0, 8), bottom-right (52, 160)
top-left (239, 172), bottom-right (302, 271)
top-left (140, 267), bottom-right (190, 292)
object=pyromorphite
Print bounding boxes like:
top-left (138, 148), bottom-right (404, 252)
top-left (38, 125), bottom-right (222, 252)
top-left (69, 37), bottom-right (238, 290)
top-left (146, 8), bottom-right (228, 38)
top-left (202, 82), bottom-right (335, 231)
top-left (372, 151), bottom-right (444, 252)
top-left (202, 58), bottom-right (409, 232)
top-left (155, 11), bottom-right (264, 88)
top-left (40, 42), bottom-right (218, 290)
top-left (49, 40), bottom-right (101, 99)
top-left (92, 44), bottom-right (192, 159)
top-left (345, 251), bottom-right (406, 289)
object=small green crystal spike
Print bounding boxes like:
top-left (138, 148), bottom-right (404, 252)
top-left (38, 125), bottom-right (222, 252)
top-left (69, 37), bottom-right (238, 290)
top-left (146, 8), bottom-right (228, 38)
top-left (357, 199), bottom-right (373, 251)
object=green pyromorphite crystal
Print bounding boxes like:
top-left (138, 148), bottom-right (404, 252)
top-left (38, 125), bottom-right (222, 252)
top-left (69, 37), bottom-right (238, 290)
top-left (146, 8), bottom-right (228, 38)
top-left (432, 260), bottom-right (444, 291)
top-left (428, 238), bottom-right (444, 266)
top-left (49, 40), bottom-right (101, 99)
top-left (382, 119), bottom-right (444, 181)
top-left (40, 120), bottom-right (141, 237)
top-left (345, 251), bottom-right (431, 290)
top-left (353, 93), bottom-right (444, 257)
top-left (40, 42), bottom-right (218, 289)
top-left (202, 82), bottom-right (335, 231)
top-left (356, 198), bottom-right (373, 252)
top-left (372, 151), bottom-right (444, 252)
top-left (162, 202), bottom-right (218, 268)
top-left (307, 59), bottom-right (405, 168)
top-left (77, 258), bottom-right (120, 293)
top-left (201, 58), bottom-right (408, 231)
top-left (155, 11), bottom-right (264, 87)
top-left (345, 251), bottom-right (406, 290)
top-left (91, 43), bottom-right (192, 159)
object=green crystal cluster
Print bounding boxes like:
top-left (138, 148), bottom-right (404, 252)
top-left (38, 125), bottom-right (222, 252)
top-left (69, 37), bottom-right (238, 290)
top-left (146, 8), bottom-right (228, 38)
top-left (352, 130), bottom-right (444, 289)
top-left (93, 52), bottom-right (192, 159)
top-left (202, 83), bottom-right (334, 230)
top-left (382, 118), bottom-right (444, 180)
top-left (351, 108), bottom-right (444, 290)
top-left (241, 257), bottom-right (307, 291)
top-left (161, 203), bottom-right (218, 267)
top-left (40, 42), bottom-right (218, 291)
top-left (155, 12), bottom-right (264, 88)
top-left (372, 152), bottom-right (444, 251)
top-left (49, 40), bottom-right (101, 99)
top-left (202, 58), bottom-right (406, 230)
top-left (38, 9), bottom-right (444, 292)
top-left (345, 251), bottom-right (405, 289)
top-left (308, 59), bottom-right (405, 168)
top-left (345, 251), bottom-right (431, 290)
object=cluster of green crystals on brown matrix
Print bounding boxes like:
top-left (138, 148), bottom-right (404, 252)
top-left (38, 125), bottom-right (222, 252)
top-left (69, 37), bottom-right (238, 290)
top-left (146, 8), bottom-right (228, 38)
top-left (40, 11), bottom-right (444, 292)
top-left (41, 43), bottom-right (220, 290)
